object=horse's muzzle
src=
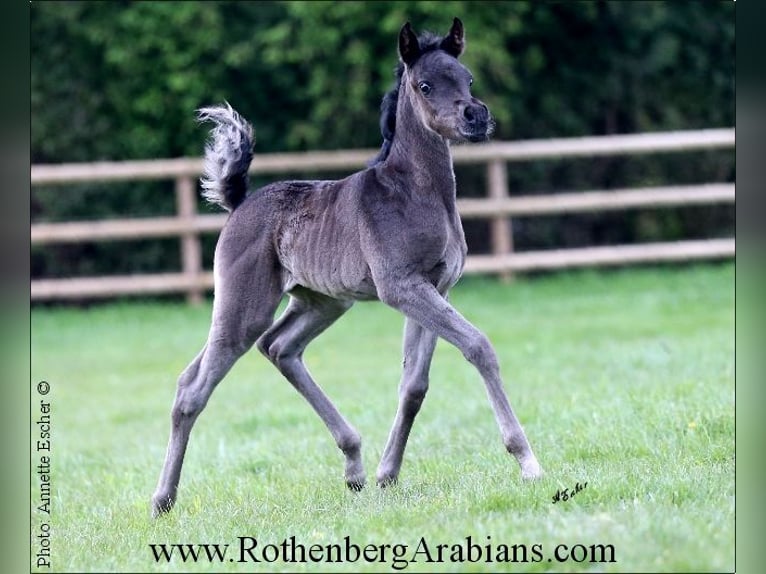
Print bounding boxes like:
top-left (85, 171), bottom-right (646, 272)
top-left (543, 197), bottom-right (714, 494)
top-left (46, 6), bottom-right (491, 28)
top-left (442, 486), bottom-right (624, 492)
top-left (460, 100), bottom-right (492, 141)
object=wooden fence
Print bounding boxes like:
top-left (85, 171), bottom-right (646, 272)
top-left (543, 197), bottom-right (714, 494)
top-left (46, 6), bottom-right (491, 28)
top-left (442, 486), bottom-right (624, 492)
top-left (31, 128), bottom-right (735, 303)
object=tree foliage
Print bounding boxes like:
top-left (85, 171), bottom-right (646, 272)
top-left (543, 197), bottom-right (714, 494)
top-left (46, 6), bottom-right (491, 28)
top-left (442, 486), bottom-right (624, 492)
top-left (31, 1), bottom-right (735, 282)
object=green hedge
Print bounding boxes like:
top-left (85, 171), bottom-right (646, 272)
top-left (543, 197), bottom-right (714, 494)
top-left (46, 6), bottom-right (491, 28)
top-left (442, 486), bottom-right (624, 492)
top-left (31, 1), bottom-right (735, 281)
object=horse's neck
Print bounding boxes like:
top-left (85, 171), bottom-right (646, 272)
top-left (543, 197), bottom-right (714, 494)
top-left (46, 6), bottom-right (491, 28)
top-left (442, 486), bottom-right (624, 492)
top-left (385, 88), bottom-right (456, 199)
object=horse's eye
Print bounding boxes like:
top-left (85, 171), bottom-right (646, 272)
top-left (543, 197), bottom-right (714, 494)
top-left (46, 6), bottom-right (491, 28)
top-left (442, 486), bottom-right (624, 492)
top-left (469, 77), bottom-right (474, 87)
top-left (418, 82), bottom-right (432, 96)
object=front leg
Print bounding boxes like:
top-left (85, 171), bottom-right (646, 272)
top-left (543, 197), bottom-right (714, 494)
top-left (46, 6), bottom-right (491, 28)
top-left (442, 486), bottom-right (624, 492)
top-left (377, 278), bottom-right (542, 480)
top-left (377, 318), bottom-right (438, 486)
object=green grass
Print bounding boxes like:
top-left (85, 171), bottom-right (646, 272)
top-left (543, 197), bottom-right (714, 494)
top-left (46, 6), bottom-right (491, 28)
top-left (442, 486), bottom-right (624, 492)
top-left (30, 264), bottom-right (734, 572)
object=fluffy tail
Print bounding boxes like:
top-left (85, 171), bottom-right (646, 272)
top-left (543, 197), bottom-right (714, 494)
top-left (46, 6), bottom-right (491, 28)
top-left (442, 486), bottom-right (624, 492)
top-left (197, 103), bottom-right (254, 212)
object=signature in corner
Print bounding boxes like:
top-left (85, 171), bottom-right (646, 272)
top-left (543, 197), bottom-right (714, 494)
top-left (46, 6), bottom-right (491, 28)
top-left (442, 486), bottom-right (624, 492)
top-left (552, 481), bottom-right (588, 504)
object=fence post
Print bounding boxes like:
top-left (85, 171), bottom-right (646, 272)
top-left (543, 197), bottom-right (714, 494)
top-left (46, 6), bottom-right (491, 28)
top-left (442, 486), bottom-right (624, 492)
top-left (175, 175), bottom-right (203, 304)
top-left (487, 159), bottom-right (514, 281)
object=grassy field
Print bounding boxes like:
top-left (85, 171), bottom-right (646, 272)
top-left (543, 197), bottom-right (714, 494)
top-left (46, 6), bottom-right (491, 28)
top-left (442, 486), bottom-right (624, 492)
top-left (30, 264), bottom-right (734, 573)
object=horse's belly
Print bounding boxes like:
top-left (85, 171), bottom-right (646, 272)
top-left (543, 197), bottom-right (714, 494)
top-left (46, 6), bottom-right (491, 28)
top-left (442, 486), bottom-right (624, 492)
top-left (281, 239), bottom-right (377, 301)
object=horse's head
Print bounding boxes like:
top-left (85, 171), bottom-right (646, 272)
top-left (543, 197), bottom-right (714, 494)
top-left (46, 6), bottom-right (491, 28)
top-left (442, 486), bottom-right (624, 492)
top-left (399, 18), bottom-right (493, 143)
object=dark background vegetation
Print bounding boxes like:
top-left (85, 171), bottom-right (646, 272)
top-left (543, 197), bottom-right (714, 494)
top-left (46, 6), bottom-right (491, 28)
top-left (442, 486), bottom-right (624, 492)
top-left (31, 1), bottom-right (735, 282)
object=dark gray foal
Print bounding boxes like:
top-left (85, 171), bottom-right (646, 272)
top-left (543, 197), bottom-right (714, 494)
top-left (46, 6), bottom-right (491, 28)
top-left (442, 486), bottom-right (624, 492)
top-left (152, 18), bottom-right (542, 517)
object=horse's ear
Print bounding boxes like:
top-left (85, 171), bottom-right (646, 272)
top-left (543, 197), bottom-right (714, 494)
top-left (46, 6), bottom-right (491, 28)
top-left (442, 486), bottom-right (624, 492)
top-left (440, 17), bottom-right (465, 58)
top-left (399, 22), bottom-right (420, 67)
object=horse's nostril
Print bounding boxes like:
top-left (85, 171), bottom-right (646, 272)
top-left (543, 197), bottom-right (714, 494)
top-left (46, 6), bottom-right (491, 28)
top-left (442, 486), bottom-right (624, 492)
top-left (463, 106), bottom-right (476, 123)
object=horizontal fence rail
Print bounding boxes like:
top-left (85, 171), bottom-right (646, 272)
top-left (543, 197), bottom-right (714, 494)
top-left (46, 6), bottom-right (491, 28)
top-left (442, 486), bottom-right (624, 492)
top-left (30, 183), bottom-right (736, 244)
top-left (31, 128), bottom-right (735, 184)
top-left (463, 238), bottom-right (736, 274)
top-left (31, 129), bottom-right (735, 302)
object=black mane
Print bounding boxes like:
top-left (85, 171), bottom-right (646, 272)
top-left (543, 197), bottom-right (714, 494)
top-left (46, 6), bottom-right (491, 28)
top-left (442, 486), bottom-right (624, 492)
top-left (368, 31), bottom-right (452, 166)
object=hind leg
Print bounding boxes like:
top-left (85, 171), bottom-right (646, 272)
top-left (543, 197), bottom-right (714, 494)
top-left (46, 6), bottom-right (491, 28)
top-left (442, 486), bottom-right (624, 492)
top-left (151, 264), bottom-right (283, 517)
top-left (256, 290), bottom-right (365, 489)
top-left (151, 339), bottom-right (251, 516)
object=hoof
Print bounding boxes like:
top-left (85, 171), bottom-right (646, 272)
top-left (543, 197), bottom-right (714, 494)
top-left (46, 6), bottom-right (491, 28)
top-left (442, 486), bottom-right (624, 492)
top-left (376, 474), bottom-right (398, 488)
top-left (344, 455), bottom-right (366, 492)
top-left (345, 476), bottom-right (366, 492)
top-left (520, 458), bottom-right (544, 481)
top-left (151, 492), bottom-right (175, 518)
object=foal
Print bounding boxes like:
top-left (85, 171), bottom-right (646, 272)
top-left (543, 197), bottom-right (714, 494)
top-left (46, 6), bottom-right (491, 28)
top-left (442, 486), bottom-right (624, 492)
top-left (152, 18), bottom-right (541, 517)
